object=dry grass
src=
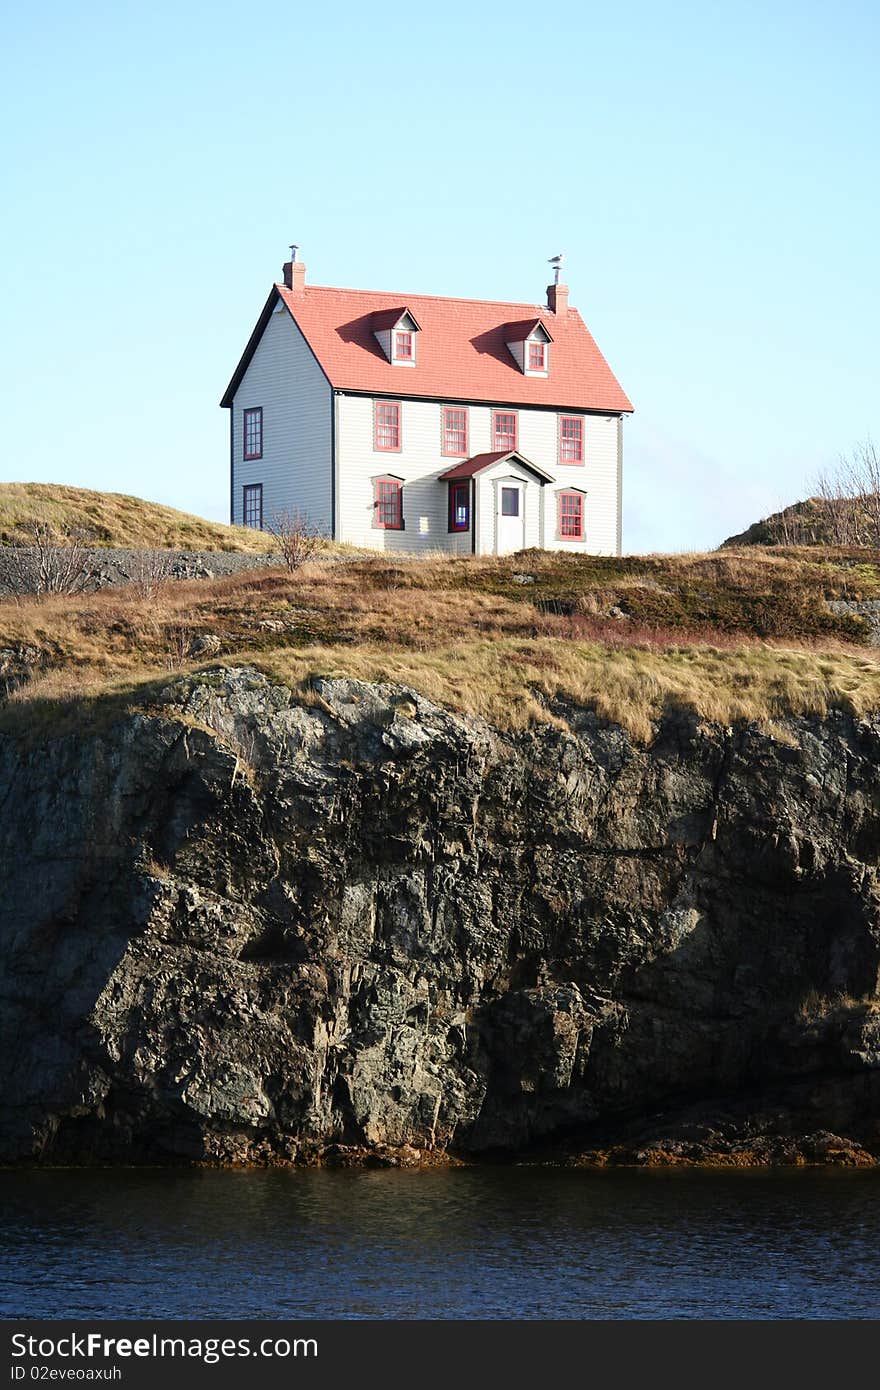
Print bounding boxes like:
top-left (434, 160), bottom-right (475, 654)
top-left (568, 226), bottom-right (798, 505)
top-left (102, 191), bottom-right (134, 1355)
top-left (435, 545), bottom-right (880, 642)
top-left (5, 634), bottom-right (879, 745)
top-left (257, 638), bottom-right (880, 741)
top-left (797, 989), bottom-right (880, 1022)
top-left (0, 483), bottom-right (277, 552)
top-left (2, 547), bottom-right (880, 742)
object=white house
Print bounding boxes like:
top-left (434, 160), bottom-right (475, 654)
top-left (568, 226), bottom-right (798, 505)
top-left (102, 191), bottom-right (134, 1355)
top-left (220, 256), bottom-right (633, 555)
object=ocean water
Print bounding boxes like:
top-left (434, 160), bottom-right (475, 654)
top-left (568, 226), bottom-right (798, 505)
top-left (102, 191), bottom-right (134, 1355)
top-left (1, 1166), bottom-right (878, 1320)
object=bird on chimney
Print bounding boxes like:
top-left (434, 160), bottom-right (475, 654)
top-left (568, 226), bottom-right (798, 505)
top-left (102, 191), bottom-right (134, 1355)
top-left (548, 253), bottom-right (565, 285)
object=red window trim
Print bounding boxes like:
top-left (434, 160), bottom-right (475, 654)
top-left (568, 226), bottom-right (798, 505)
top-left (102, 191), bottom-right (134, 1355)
top-left (528, 341), bottom-right (546, 371)
top-left (559, 415), bottom-right (585, 465)
top-left (441, 404), bottom-right (469, 457)
top-left (558, 490), bottom-right (584, 541)
top-left (243, 406), bottom-right (263, 461)
top-left (373, 476), bottom-right (404, 530)
top-left (448, 480), bottom-right (470, 532)
top-left (395, 330), bottom-right (414, 361)
top-left (492, 408), bottom-right (518, 453)
top-left (242, 482), bottom-right (263, 529)
top-left (374, 399), bottom-right (402, 452)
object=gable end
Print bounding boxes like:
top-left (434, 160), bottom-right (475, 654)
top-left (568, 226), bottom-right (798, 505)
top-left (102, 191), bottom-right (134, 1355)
top-left (220, 287), bottom-right (332, 408)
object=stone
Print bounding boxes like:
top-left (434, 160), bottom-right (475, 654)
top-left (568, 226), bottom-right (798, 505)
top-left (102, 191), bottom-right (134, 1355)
top-left (188, 634), bottom-right (222, 658)
top-left (1, 667), bottom-right (880, 1167)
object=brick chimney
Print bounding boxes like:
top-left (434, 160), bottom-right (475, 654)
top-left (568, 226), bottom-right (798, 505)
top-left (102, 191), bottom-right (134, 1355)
top-left (546, 281), bottom-right (569, 319)
top-left (282, 255), bottom-right (306, 295)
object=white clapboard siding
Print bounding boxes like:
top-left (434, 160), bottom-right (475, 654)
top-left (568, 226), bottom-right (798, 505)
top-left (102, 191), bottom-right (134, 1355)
top-left (337, 395), bottom-right (473, 555)
top-left (336, 394), bottom-right (621, 555)
top-left (468, 405), bottom-right (493, 455)
top-left (580, 413), bottom-right (620, 555)
top-left (532, 412), bottom-right (621, 556)
top-left (506, 341), bottom-right (525, 373)
top-left (231, 306), bottom-right (333, 533)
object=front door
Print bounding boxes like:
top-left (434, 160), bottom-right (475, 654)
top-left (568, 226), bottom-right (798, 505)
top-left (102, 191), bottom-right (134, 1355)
top-left (496, 481), bottom-right (525, 555)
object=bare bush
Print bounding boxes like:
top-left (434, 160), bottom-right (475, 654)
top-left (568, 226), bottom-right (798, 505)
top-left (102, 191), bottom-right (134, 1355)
top-left (814, 439), bottom-right (880, 547)
top-left (163, 624), bottom-right (192, 671)
top-left (772, 501), bottom-right (811, 546)
top-left (127, 548), bottom-right (175, 599)
top-left (851, 438), bottom-right (880, 546)
top-left (815, 465), bottom-right (865, 545)
top-left (267, 509), bottom-right (323, 572)
top-left (3, 518), bottom-right (94, 598)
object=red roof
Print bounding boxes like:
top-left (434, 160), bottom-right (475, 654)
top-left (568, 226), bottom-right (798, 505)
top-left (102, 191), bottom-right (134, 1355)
top-left (438, 450), bottom-right (554, 483)
top-left (229, 283), bottom-right (632, 413)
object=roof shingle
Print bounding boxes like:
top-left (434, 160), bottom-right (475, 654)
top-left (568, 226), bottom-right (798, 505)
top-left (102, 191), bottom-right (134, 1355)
top-left (274, 284), bottom-right (633, 413)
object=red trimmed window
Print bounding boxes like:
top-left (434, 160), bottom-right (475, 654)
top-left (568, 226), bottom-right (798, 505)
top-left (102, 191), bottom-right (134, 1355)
top-left (448, 480), bottom-right (470, 532)
top-left (442, 406), bottom-right (468, 456)
top-left (559, 416), bottom-right (584, 464)
top-left (374, 478), bottom-right (403, 529)
top-left (493, 410), bottom-right (517, 452)
top-left (243, 483), bottom-right (263, 529)
top-left (374, 401), bottom-right (401, 451)
top-left (395, 331), bottom-right (413, 360)
top-left (558, 491), bottom-right (584, 540)
top-left (243, 407), bottom-right (262, 460)
top-left (528, 341), bottom-right (546, 370)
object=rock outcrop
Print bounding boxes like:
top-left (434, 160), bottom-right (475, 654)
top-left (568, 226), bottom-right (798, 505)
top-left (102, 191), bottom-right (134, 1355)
top-left (2, 668), bottom-right (880, 1166)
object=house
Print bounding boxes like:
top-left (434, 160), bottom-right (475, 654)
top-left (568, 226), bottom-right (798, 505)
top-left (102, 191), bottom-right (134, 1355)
top-left (220, 254), bottom-right (633, 555)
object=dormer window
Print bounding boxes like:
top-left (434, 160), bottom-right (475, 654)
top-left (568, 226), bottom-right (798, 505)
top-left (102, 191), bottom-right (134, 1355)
top-left (372, 307), bottom-right (422, 365)
top-left (505, 318), bottom-right (553, 375)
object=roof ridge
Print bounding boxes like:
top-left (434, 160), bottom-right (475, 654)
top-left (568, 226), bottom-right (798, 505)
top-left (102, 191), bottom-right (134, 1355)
top-left (277, 282), bottom-right (553, 313)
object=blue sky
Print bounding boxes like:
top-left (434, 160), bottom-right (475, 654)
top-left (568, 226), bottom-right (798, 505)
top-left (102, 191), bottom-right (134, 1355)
top-left (2, 0), bottom-right (877, 551)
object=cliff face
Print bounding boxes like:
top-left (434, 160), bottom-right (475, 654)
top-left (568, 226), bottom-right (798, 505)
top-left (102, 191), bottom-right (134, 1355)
top-left (3, 668), bottom-right (880, 1167)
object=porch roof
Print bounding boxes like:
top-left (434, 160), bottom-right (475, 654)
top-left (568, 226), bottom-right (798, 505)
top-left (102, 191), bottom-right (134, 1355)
top-left (438, 450), bottom-right (554, 484)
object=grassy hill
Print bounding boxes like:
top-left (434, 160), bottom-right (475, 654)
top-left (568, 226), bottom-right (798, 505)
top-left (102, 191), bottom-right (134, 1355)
top-left (722, 495), bottom-right (880, 548)
top-left (0, 483), bottom-right (275, 553)
top-left (2, 540), bottom-right (880, 742)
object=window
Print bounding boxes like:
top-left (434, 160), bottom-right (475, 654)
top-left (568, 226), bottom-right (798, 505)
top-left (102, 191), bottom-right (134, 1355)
top-left (448, 480), bottom-right (470, 532)
top-left (374, 477), bottom-right (403, 529)
top-left (243, 407), bottom-right (262, 460)
top-left (374, 401), bottom-right (401, 451)
top-left (528, 341), bottom-right (546, 370)
top-left (395, 331), bottom-right (413, 361)
top-left (243, 483), bottom-right (263, 529)
top-left (493, 410), bottom-right (517, 452)
top-left (558, 491), bottom-right (584, 540)
top-left (442, 406), bottom-right (468, 456)
top-left (559, 416), bottom-right (584, 464)
top-left (501, 487), bottom-right (520, 517)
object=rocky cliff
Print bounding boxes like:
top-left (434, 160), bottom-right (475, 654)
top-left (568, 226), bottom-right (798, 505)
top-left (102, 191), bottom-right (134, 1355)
top-left (3, 667), bottom-right (880, 1167)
